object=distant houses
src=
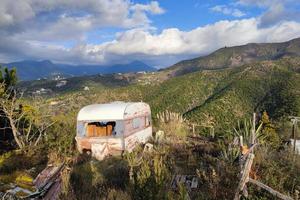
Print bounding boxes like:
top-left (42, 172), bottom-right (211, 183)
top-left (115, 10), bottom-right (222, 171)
top-left (56, 80), bottom-right (67, 88)
top-left (136, 71), bottom-right (147, 74)
top-left (52, 74), bottom-right (65, 81)
top-left (33, 88), bottom-right (52, 95)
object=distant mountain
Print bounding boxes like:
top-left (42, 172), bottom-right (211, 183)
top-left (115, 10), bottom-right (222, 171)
top-left (164, 37), bottom-right (300, 76)
top-left (2, 60), bottom-right (155, 80)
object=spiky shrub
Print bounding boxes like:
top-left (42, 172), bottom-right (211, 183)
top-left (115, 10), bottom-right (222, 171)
top-left (153, 155), bottom-right (167, 187)
top-left (249, 146), bottom-right (300, 199)
top-left (156, 110), bottom-right (188, 138)
top-left (218, 141), bottom-right (240, 164)
top-left (127, 145), bottom-right (171, 200)
top-left (124, 146), bottom-right (142, 183)
top-left (136, 159), bottom-right (151, 186)
top-left (231, 113), bottom-right (281, 149)
top-left (233, 118), bottom-right (264, 146)
top-left (70, 157), bottom-right (129, 199)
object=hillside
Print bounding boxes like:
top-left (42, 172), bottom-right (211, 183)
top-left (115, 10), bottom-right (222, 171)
top-left (29, 57), bottom-right (300, 133)
top-left (4, 60), bottom-right (155, 80)
top-left (2, 2), bottom-right (300, 199)
top-left (183, 58), bottom-right (300, 130)
top-left (144, 57), bottom-right (300, 131)
top-left (2, 45), bottom-right (300, 200)
top-left (164, 37), bottom-right (300, 77)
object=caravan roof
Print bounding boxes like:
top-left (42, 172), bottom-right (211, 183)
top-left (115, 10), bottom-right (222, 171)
top-left (77, 101), bottom-right (150, 121)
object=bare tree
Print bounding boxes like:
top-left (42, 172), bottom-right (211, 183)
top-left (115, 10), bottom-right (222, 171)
top-left (0, 85), bottom-right (54, 149)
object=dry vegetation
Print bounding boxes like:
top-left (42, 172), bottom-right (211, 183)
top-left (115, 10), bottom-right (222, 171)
top-left (0, 57), bottom-right (300, 199)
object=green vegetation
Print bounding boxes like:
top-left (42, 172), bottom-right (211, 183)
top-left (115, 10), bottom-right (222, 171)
top-left (1, 52), bottom-right (300, 199)
top-left (0, 66), bottom-right (18, 91)
top-left (166, 37), bottom-right (300, 76)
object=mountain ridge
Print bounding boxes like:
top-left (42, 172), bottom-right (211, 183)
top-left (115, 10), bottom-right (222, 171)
top-left (2, 60), bottom-right (155, 81)
top-left (163, 37), bottom-right (300, 77)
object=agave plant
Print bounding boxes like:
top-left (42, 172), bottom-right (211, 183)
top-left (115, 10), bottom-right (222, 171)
top-left (219, 141), bottom-right (240, 163)
top-left (233, 118), bottom-right (265, 146)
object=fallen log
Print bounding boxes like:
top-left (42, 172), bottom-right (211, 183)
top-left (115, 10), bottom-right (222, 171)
top-left (248, 178), bottom-right (293, 200)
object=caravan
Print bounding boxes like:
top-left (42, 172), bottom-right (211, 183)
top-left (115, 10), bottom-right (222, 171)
top-left (75, 101), bottom-right (152, 160)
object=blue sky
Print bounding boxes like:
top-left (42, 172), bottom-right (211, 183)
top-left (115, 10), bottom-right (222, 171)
top-left (0, 0), bottom-right (300, 67)
top-left (85, 0), bottom-right (263, 44)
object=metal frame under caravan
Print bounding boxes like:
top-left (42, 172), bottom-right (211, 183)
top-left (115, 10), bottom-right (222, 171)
top-left (75, 101), bottom-right (152, 160)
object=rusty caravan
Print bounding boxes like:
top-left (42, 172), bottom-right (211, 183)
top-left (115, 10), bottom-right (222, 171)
top-left (75, 101), bottom-right (152, 160)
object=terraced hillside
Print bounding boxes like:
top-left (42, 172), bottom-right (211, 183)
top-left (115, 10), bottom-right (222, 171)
top-left (183, 58), bottom-right (300, 131)
top-left (29, 57), bottom-right (300, 136)
top-left (143, 57), bottom-right (300, 130)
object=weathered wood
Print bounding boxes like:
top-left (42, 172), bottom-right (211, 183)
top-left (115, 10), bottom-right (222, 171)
top-left (248, 178), bottom-right (293, 200)
top-left (292, 119), bottom-right (297, 152)
top-left (26, 162), bottom-right (65, 199)
top-left (289, 116), bottom-right (299, 153)
top-left (210, 126), bottom-right (215, 138)
top-left (239, 136), bottom-right (243, 147)
top-left (234, 153), bottom-right (255, 200)
top-left (192, 124), bottom-right (195, 136)
top-left (293, 122), bottom-right (296, 152)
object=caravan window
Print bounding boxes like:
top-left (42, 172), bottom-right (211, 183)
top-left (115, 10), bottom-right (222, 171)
top-left (132, 118), bottom-right (142, 129)
top-left (77, 122), bottom-right (85, 136)
top-left (86, 121), bottom-right (116, 137)
top-left (145, 115), bottom-right (151, 127)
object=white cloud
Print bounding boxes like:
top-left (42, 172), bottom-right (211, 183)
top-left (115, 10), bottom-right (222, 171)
top-left (237, 0), bottom-right (300, 27)
top-left (211, 5), bottom-right (246, 17)
top-left (0, 0), bottom-right (164, 39)
top-left (0, 0), bottom-right (35, 27)
top-left (84, 19), bottom-right (300, 65)
top-left (238, 0), bottom-right (276, 7)
top-left (1, 0), bottom-right (300, 68)
top-left (131, 1), bottom-right (165, 14)
top-left (3, 18), bottom-right (298, 67)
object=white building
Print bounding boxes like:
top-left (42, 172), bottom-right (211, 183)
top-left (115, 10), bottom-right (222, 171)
top-left (56, 80), bottom-right (67, 87)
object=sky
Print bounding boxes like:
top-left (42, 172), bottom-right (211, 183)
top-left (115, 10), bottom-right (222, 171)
top-left (1, 0), bottom-right (300, 68)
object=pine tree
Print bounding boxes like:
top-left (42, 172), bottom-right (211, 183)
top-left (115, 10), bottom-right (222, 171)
top-left (0, 66), bottom-right (18, 92)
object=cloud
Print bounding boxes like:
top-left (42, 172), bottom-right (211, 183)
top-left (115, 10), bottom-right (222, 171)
top-left (237, 0), bottom-right (300, 27)
top-left (259, 3), bottom-right (300, 27)
top-left (259, 3), bottom-right (285, 27)
top-left (84, 19), bottom-right (300, 65)
top-left (131, 1), bottom-right (165, 15)
top-left (2, 18), bottom-right (300, 67)
top-left (0, 0), bottom-right (164, 40)
top-left (238, 0), bottom-right (276, 7)
top-left (1, 0), bottom-right (300, 68)
top-left (211, 5), bottom-right (246, 17)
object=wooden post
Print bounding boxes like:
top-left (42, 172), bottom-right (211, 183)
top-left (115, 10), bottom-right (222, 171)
top-left (290, 117), bottom-right (299, 154)
top-left (234, 153), bottom-right (255, 200)
top-left (192, 124), bottom-right (195, 137)
top-left (239, 136), bottom-right (244, 172)
top-left (292, 119), bottom-right (296, 153)
top-left (210, 126), bottom-right (215, 138)
top-left (239, 136), bottom-right (243, 147)
top-left (248, 178), bottom-right (293, 200)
